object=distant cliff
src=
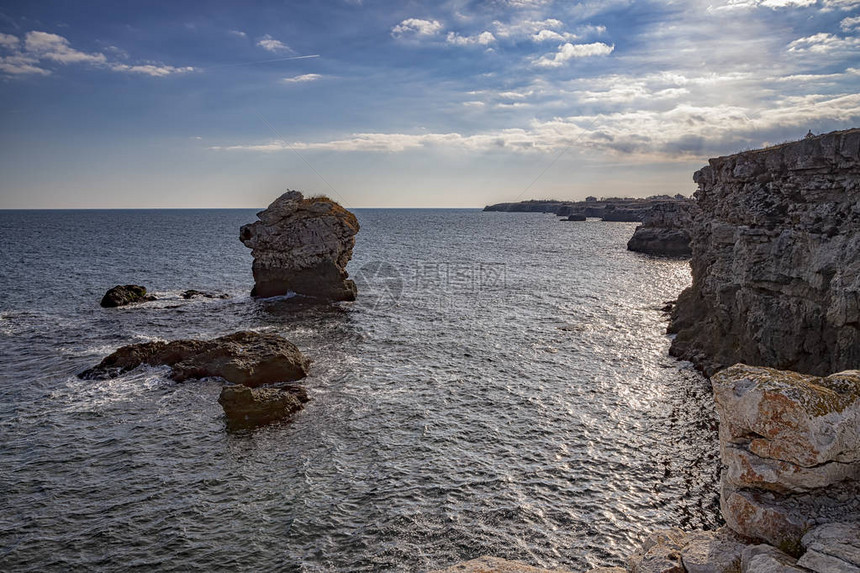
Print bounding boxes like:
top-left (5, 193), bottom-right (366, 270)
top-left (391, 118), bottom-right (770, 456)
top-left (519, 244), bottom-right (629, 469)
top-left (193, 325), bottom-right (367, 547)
top-left (670, 128), bottom-right (860, 376)
top-left (484, 196), bottom-right (691, 222)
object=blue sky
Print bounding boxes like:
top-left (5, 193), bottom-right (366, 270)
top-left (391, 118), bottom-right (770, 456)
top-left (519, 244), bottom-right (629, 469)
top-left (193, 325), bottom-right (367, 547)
top-left (0, 0), bottom-right (858, 208)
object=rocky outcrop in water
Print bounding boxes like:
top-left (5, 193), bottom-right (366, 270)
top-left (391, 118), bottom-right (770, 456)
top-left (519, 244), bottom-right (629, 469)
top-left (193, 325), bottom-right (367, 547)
top-left (100, 284), bottom-right (156, 307)
top-left (627, 202), bottom-right (698, 257)
top-left (712, 364), bottom-right (860, 554)
top-left (181, 289), bottom-right (229, 300)
top-left (240, 190), bottom-right (359, 301)
top-left (218, 384), bottom-right (309, 430)
top-left (669, 129), bottom-right (860, 377)
top-left (78, 331), bottom-right (310, 387)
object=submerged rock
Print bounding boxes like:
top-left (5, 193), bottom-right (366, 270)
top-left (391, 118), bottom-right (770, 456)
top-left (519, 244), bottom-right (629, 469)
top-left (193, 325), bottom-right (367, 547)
top-left (669, 128), bottom-right (860, 376)
top-left (218, 384), bottom-right (309, 429)
top-left (181, 289), bottom-right (229, 300)
top-left (100, 284), bottom-right (156, 307)
top-left (78, 331), bottom-right (310, 387)
top-left (240, 190), bottom-right (360, 301)
top-left (713, 364), bottom-right (860, 552)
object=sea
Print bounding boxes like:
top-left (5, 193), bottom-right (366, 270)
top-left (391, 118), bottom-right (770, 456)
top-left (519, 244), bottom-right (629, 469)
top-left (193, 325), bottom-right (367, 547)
top-left (0, 208), bottom-right (720, 572)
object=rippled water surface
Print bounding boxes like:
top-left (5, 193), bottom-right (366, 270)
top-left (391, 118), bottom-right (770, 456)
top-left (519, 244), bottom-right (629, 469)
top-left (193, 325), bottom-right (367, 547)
top-left (0, 209), bottom-right (719, 572)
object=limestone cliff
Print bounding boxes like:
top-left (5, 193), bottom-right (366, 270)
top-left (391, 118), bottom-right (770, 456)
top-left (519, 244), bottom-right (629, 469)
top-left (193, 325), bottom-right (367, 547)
top-left (627, 201), bottom-right (698, 257)
top-left (240, 190), bottom-right (360, 301)
top-left (669, 128), bottom-right (860, 376)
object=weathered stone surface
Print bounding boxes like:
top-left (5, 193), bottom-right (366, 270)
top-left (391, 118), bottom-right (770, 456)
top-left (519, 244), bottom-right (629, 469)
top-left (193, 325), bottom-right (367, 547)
top-left (427, 555), bottom-right (573, 572)
top-left (713, 365), bottom-right (860, 490)
top-left (78, 331), bottom-right (310, 387)
top-left (218, 384), bottom-right (308, 429)
top-left (628, 201), bottom-right (699, 257)
top-left (713, 364), bottom-right (860, 552)
top-left (100, 284), bottom-right (156, 307)
top-left (798, 522), bottom-right (860, 573)
top-left (627, 529), bottom-right (687, 573)
top-left (240, 190), bottom-right (359, 301)
top-left (669, 128), bottom-right (860, 377)
top-left (680, 529), bottom-right (747, 573)
top-left (741, 544), bottom-right (809, 573)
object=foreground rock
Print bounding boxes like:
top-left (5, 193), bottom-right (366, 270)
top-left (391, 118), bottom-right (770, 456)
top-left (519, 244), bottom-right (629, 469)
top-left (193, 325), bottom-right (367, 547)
top-left (798, 522), bottom-right (860, 572)
top-left (218, 384), bottom-right (308, 429)
top-left (100, 284), bottom-right (156, 307)
top-left (627, 201), bottom-right (698, 257)
top-left (628, 527), bottom-right (747, 573)
top-left (669, 128), bottom-right (860, 376)
top-left (713, 364), bottom-right (860, 553)
top-left (240, 190), bottom-right (360, 301)
top-left (79, 331), bottom-right (310, 387)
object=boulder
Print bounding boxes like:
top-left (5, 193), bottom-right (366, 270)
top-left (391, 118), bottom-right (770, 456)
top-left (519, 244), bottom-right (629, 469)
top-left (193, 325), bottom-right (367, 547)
top-left (798, 522), bottom-right (860, 572)
top-left (218, 384), bottom-right (309, 430)
top-left (100, 284), bottom-right (156, 307)
top-left (680, 529), bottom-right (747, 573)
top-left (240, 190), bottom-right (359, 301)
top-left (78, 331), bottom-right (310, 387)
top-left (565, 213), bottom-right (587, 221)
top-left (627, 529), bottom-right (687, 573)
top-left (712, 364), bottom-right (860, 552)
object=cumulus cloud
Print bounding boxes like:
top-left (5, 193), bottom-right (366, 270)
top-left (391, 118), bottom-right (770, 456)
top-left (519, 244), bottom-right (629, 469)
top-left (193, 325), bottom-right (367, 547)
top-left (821, 0), bottom-right (860, 10)
top-left (282, 73), bottom-right (323, 83)
top-left (493, 18), bottom-right (564, 38)
top-left (533, 42), bottom-right (614, 67)
top-left (256, 34), bottom-right (292, 53)
top-left (0, 30), bottom-right (194, 77)
top-left (446, 31), bottom-right (496, 46)
top-left (391, 18), bottom-right (444, 38)
top-left (709, 0), bottom-right (816, 10)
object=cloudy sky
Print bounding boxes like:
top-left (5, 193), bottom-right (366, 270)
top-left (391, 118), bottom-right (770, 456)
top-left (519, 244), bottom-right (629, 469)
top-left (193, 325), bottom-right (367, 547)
top-left (0, 0), bottom-right (858, 208)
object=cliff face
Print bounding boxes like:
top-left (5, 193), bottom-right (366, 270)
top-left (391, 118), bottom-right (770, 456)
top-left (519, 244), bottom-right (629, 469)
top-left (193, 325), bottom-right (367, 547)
top-left (670, 129), bottom-right (860, 376)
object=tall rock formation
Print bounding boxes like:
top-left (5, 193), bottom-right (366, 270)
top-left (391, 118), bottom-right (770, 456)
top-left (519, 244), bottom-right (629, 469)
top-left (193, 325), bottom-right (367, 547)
top-left (669, 129), bottom-right (860, 376)
top-left (240, 191), bottom-right (360, 301)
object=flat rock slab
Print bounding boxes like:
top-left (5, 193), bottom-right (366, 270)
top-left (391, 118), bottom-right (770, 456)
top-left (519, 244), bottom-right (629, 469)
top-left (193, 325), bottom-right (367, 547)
top-left (742, 544), bottom-right (809, 573)
top-left (78, 331), bottom-right (310, 387)
top-left (428, 556), bottom-right (574, 572)
top-left (798, 522), bottom-right (860, 573)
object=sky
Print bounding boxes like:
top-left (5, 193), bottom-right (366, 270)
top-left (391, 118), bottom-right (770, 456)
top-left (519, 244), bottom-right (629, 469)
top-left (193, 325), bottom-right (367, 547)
top-left (0, 0), bottom-right (858, 208)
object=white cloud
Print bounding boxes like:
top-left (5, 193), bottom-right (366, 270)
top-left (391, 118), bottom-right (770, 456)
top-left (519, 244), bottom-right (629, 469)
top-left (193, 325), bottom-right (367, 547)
top-left (391, 18), bottom-right (444, 38)
top-left (0, 33), bottom-right (19, 50)
top-left (840, 16), bottom-right (860, 31)
top-left (24, 31), bottom-right (106, 64)
top-left (532, 29), bottom-right (578, 42)
top-left (493, 18), bottom-right (564, 38)
top-left (282, 73), bottom-right (322, 83)
top-left (446, 31), bottom-right (496, 46)
top-left (108, 63), bottom-right (195, 76)
top-left (257, 34), bottom-right (292, 53)
top-left (787, 32), bottom-right (860, 54)
top-left (533, 42), bottom-right (614, 67)
top-left (0, 30), bottom-right (194, 77)
top-left (228, 30), bottom-right (247, 38)
top-left (210, 90), bottom-right (860, 157)
top-left (821, 0), bottom-right (860, 10)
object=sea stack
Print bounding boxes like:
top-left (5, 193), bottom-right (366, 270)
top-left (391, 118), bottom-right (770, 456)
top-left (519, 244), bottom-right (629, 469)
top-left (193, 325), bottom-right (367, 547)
top-left (669, 128), bottom-right (860, 376)
top-left (240, 190), bottom-right (360, 301)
